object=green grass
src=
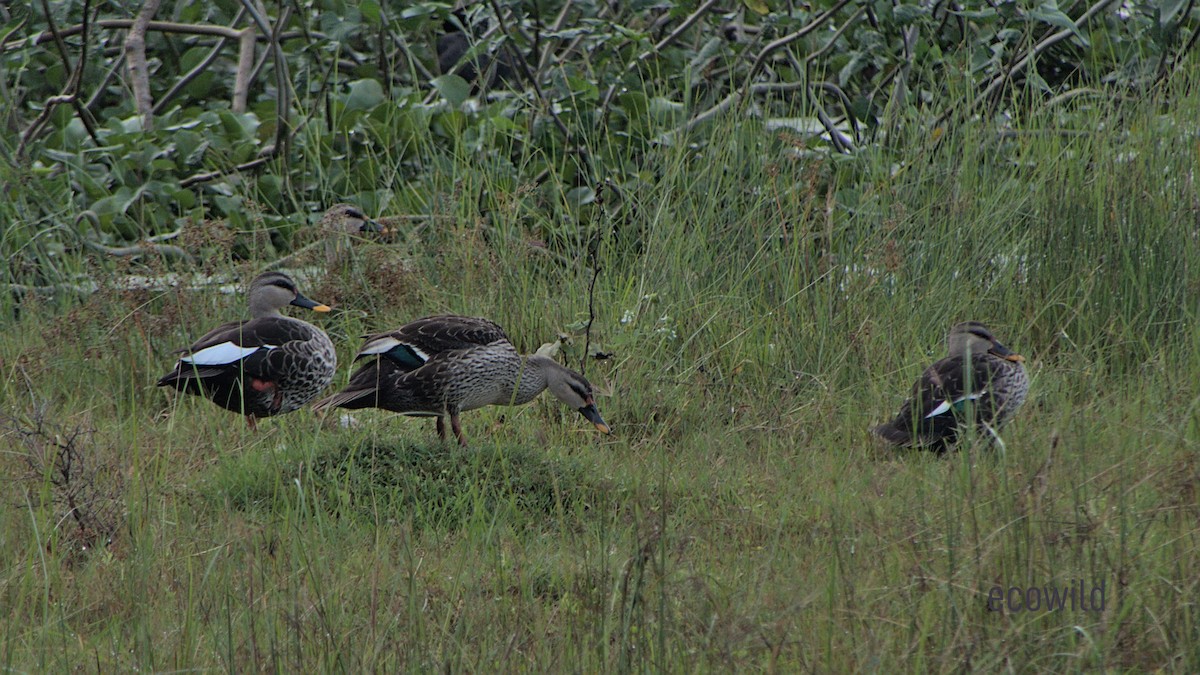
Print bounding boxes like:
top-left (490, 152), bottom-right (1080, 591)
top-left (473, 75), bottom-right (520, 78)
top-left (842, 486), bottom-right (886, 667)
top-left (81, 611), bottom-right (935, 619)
top-left (4, 81), bottom-right (1200, 671)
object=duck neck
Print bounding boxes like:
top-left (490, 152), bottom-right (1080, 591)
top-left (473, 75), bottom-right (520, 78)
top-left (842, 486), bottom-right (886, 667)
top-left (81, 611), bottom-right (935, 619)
top-left (248, 300), bottom-right (284, 319)
top-left (506, 355), bottom-right (550, 406)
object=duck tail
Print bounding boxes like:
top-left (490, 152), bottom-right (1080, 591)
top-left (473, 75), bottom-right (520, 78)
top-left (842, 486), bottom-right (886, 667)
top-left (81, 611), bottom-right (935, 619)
top-left (312, 361), bottom-right (389, 412)
top-left (870, 422), bottom-right (911, 446)
top-left (312, 388), bottom-right (376, 412)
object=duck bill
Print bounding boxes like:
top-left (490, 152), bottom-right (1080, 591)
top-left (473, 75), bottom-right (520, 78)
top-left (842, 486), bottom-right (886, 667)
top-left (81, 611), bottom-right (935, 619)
top-left (579, 403), bottom-right (611, 434)
top-left (291, 293), bottom-right (332, 312)
top-left (989, 341), bottom-right (1025, 363)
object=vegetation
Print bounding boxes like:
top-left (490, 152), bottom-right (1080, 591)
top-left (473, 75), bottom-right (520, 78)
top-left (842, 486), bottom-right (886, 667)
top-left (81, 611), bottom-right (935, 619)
top-left (2, 0), bottom-right (1200, 670)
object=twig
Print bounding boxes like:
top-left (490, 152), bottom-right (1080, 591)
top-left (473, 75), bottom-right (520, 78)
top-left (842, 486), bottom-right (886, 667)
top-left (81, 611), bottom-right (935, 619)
top-left (18, 0), bottom-right (99, 156)
top-left (664, 0), bottom-right (853, 140)
top-left (81, 240), bottom-right (196, 263)
top-left (803, 6), bottom-right (866, 65)
top-left (811, 81), bottom-right (859, 146)
top-left (6, 19), bottom-right (258, 50)
top-left (534, 0), bottom-right (574, 75)
top-left (178, 155), bottom-right (273, 188)
top-left (665, 81), bottom-right (807, 139)
top-left (487, 0), bottom-right (570, 139)
top-left (154, 8), bottom-right (250, 114)
top-left (84, 52), bottom-right (126, 112)
top-left (597, 0), bottom-right (722, 122)
top-left (812, 97), bottom-right (854, 153)
top-left (239, 0), bottom-right (291, 160)
top-left (1167, 3), bottom-right (1200, 80)
top-left (582, 254), bottom-right (600, 377)
top-left (10, 18), bottom-right (260, 114)
top-left (741, 0), bottom-right (854, 101)
top-left (970, 0), bottom-right (1117, 113)
top-left (125, 0), bottom-right (161, 131)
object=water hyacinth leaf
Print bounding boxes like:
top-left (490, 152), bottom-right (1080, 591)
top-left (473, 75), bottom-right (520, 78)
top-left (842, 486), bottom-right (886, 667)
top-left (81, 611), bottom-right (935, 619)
top-left (743, 0), bottom-right (770, 15)
top-left (1027, 3), bottom-right (1089, 45)
top-left (893, 4), bottom-right (931, 24)
top-left (432, 74), bottom-right (471, 108)
top-left (1026, 69), bottom-right (1052, 94)
top-left (344, 78), bottom-right (387, 112)
top-left (566, 187), bottom-right (596, 209)
top-left (360, 0), bottom-right (382, 26)
top-left (1160, 0), bottom-right (1189, 27)
top-left (949, 6), bottom-right (998, 19)
top-left (171, 188), bottom-right (197, 210)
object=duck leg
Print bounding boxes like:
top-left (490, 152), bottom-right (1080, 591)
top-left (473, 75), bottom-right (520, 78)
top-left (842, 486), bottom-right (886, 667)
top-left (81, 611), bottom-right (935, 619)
top-left (450, 412), bottom-right (467, 447)
top-left (436, 416), bottom-right (446, 441)
top-left (246, 414), bottom-right (259, 431)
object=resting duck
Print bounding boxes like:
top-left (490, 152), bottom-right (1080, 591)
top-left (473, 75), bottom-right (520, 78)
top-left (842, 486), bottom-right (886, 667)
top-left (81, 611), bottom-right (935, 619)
top-left (312, 315), bottom-right (611, 445)
top-left (872, 321), bottom-right (1029, 450)
top-left (157, 272), bottom-right (337, 430)
top-left (320, 203), bottom-right (384, 265)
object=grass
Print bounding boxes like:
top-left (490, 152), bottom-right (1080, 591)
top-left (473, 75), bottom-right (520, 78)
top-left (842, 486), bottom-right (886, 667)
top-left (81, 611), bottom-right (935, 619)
top-left (3, 79), bottom-right (1200, 671)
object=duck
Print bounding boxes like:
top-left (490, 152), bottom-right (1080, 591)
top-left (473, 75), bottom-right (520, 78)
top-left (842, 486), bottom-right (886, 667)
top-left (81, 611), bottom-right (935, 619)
top-left (157, 271), bottom-right (338, 430)
top-left (312, 315), bottom-right (611, 445)
top-left (871, 321), bottom-right (1029, 450)
top-left (320, 203), bottom-right (384, 265)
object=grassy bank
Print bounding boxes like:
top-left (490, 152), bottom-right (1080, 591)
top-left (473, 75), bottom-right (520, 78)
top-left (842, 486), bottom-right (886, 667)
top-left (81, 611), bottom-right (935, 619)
top-left (3, 81), bottom-right (1200, 670)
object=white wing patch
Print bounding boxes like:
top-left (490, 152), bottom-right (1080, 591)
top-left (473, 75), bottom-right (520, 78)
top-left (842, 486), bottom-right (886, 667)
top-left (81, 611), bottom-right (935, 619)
top-left (924, 392), bottom-right (986, 419)
top-left (181, 341), bottom-right (275, 366)
top-left (358, 337), bottom-right (400, 355)
top-left (358, 337), bottom-right (428, 362)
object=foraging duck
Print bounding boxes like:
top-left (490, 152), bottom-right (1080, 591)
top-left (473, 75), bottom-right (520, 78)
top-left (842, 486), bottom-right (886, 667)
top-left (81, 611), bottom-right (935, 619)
top-left (320, 203), bottom-right (384, 265)
top-left (872, 321), bottom-right (1029, 450)
top-left (157, 272), bottom-right (337, 430)
top-left (312, 315), bottom-right (611, 445)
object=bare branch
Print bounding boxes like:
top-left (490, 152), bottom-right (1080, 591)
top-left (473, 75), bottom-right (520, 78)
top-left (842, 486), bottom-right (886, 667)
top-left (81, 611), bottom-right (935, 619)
top-left (598, 0), bottom-right (722, 120)
top-left (154, 8), bottom-right (249, 114)
top-left (6, 19), bottom-right (254, 51)
top-left (239, 0), bottom-right (291, 160)
top-left (972, 0), bottom-right (1118, 112)
top-left (179, 155), bottom-right (274, 188)
top-left (487, 0), bottom-right (571, 139)
top-left (741, 0), bottom-right (855, 100)
top-left (125, 0), bottom-right (162, 130)
top-left (19, 0), bottom-right (99, 156)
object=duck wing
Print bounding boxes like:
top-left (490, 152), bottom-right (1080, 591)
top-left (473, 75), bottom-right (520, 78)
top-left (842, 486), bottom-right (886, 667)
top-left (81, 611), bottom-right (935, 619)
top-left (353, 315), bottom-right (510, 371)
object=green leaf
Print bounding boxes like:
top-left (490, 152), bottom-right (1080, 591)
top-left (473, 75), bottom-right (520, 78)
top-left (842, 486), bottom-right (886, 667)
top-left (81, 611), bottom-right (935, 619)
top-left (1027, 3), bottom-right (1089, 45)
top-left (566, 186), bottom-right (596, 209)
top-left (1025, 69), bottom-right (1052, 94)
top-left (360, 0), bottom-right (382, 26)
top-left (172, 189), bottom-right (197, 209)
top-left (431, 75), bottom-right (471, 108)
top-left (345, 78), bottom-right (387, 112)
top-left (743, 0), bottom-right (770, 14)
top-left (893, 4), bottom-right (931, 24)
top-left (949, 7), bottom-right (997, 19)
top-left (1160, 0), bottom-right (1189, 27)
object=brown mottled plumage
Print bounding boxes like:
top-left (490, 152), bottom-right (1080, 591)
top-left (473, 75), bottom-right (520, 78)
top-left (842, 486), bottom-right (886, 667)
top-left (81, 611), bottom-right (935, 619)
top-left (313, 315), bottom-right (610, 445)
top-left (872, 322), bottom-right (1029, 451)
top-left (157, 272), bottom-right (337, 430)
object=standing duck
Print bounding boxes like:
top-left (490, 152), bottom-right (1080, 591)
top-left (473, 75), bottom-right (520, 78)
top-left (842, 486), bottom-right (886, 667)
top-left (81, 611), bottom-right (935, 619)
top-left (872, 321), bottom-right (1029, 450)
top-left (157, 272), bottom-right (337, 430)
top-left (312, 315), bottom-right (611, 445)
